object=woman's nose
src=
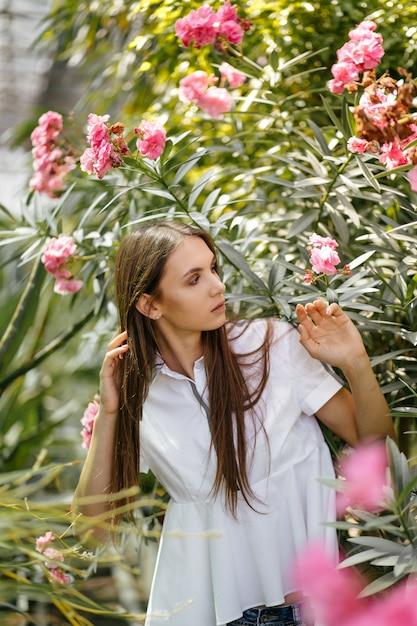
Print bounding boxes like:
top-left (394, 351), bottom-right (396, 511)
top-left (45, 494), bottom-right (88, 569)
top-left (212, 274), bottom-right (226, 294)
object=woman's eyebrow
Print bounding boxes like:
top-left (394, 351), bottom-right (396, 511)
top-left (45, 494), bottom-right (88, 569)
top-left (181, 254), bottom-right (216, 279)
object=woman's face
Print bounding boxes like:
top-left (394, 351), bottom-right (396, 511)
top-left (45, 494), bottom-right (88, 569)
top-left (148, 235), bottom-right (226, 338)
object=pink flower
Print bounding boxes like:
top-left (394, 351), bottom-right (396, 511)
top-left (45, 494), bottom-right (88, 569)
top-left (216, 0), bottom-right (239, 24)
top-left (85, 113), bottom-right (110, 147)
top-left (80, 113), bottom-right (129, 179)
top-left (330, 60), bottom-right (359, 85)
top-left (329, 21), bottom-right (384, 94)
top-left (328, 78), bottom-right (347, 95)
top-left (81, 395), bottom-right (100, 449)
top-left (44, 547), bottom-right (65, 566)
top-left (346, 582), bottom-right (417, 626)
top-left (293, 544), bottom-right (366, 626)
top-left (134, 120), bottom-right (167, 160)
top-left (308, 234), bottom-right (339, 249)
top-left (347, 137), bottom-right (372, 154)
top-left (36, 531), bottom-right (55, 553)
top-left (54, 275), bottom-right (83, 295)
top-left (219, 62), bottom-right (246, 88)
top-left (175, 1), bottom-right (245, 49)
top-left (179, 71), bottom-right (217, 102)
top-left (197, 86), bottom-right (232, 118)
top-left (379, 141), bottom-right (409, 170)
top-left (49, 568), bottom-right (72, 585)
top-left (41, 235), bottom-right (77, 276)
top-left (309, 246), bottom-right (341, 275)
top-left (408, 166), bottom-right (417, 192)
top-left (41, 235), bottom-right (83, 295)
top-left (175, 5), bottom-right (218, 47)
top-left (217, 19), bottom-right (243, 45)
top-left (29, 111), bottom-right (76, 198)
top-left (336, 441), bottom-right (389, 515)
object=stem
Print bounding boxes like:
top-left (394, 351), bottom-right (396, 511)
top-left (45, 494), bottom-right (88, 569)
top-left (0, 308), bottom-right (95, 396)
top-left (317, 153), bottom-right (354, 222)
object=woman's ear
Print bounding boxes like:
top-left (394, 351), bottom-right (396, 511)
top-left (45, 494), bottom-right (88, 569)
top-left (135, 294), bottom-right (161, 320)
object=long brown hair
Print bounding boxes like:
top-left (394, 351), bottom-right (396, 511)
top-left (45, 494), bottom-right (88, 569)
top-left (111, 221), bottom-right (272, 518)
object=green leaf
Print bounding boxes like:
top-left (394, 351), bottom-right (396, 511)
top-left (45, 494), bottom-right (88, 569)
top-left (173, 155), bottom-right (202, 185)
top-left (216, 241), bottom-right (267, 292)
top-left (0, 257), bottom-right (46, 375)
top-left (188, 169), bottom-right (216, 209)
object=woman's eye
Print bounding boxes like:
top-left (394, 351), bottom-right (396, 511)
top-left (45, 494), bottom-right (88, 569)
top-left (189, 275), bottom-right (200, 285)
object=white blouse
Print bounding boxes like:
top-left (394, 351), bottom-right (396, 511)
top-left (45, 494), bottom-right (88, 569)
top-left (140, 319), bottom-right (343, 625)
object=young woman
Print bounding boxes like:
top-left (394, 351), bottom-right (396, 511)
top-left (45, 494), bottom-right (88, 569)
top-left (74, 221), bottom-right (394, 626)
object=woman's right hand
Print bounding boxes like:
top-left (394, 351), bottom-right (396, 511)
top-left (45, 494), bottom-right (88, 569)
top-left (99, 330), bottom-right (129, 415)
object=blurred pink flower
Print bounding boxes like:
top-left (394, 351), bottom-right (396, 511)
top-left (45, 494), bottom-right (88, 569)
top-left (408, 166), bottom-right (417, 192)
top-left (49, 568), bottom-right (72, 585)
top-left (135, 120), bottom-right (167, 160)
top-left (179, 71), bottom-right (217, 102)
top-left (218, 19), bottom-right (243, 45)
top-left (197, 87), bottom-right (232, 118)
top-left (293, 544), bottom-right (366, 626)
top-left (41, 235), bottom-right (77, 276)
top-left (347, 137), bottom-right (372, 154)
top-left (42, 235), bottom-right (83, 295)
top-left (219, 62), bottom-right (246, 88)
top-left (54, 275), bottom-right (83, 295)
top-left (336, 441), bottom-right (389, 515)
top-left (30, 111), bottom-right (76, 197)
top-left (36, 531), bottom-right (55, 553)
top-left (175, 5), bottom-right (218, 47)
top-left (175, 1), bottom-right (245, 49)
top-left (344, 581), bottom-right (417, 626)
top-left (81, 395), bottom-right (100, 449)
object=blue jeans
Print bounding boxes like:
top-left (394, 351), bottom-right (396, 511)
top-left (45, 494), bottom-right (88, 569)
top-left (226, 603), bottom-right (306, 626)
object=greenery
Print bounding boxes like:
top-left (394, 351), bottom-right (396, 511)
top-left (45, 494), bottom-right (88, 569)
top-left (1, 0), bottom-right (417, 623)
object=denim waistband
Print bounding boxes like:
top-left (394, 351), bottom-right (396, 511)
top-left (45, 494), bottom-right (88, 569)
top-left (244, 602), bottom-right (304, 624)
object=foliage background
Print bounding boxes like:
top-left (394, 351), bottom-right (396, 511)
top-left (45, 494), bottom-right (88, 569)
top-left (1, 0), bottom-right (417, 622)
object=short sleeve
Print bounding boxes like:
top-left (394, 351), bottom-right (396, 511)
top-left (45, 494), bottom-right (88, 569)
top-left (270, 321), bottom-right (344, 416)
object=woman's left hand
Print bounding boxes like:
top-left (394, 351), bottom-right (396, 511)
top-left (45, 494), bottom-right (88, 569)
top-left (295, 300), bottom-right (367, 370)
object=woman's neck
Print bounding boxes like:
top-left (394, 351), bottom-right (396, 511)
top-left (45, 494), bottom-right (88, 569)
top-left (155, 330), bottom-right (203, 379)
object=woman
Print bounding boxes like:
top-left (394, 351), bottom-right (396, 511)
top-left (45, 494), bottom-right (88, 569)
top-left (74, 221), bottom-right (394, 626)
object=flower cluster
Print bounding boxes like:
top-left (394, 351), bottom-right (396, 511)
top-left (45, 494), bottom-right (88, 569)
top-left (328, 21), bottom-right (417, 191)
top-left (179, 62), bottom-right (246, 118)
top-left (41, 234), bottom-right (83, 295)
top-left (328, 21), bottom-right (384, 95)
top-left (175, 0), bottom-right (251, 50)
top-left (304, 234), bottom-right (351, 284)
top-left (176, 3), bottom-right (248, 118)
top-left (80, 395), bottom-right (100, 449)
top-left (79, 114), bottom-right (167, 179)
top-left (80, 114), bottom-right (130, 179)
top-left (335, 440), bottom-right (390, 516)
top-left (30, 111), bottom-right (76, 198)
top-left (294, 544), bottom-right (417, 626)
top-left (35, 531), bottom-right (72, 584)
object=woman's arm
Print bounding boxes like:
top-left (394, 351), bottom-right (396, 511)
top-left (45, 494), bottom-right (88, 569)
top-left (72, 331), bottom-right (129, 524)
top-left (295, 301), bottom-right (395, 445)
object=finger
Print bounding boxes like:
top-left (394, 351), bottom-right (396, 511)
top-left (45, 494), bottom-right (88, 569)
top-left (296, 304), bottom-right (315, 332)
top-left (305, 301), bottom-right (325, 323)
top-left (107, 330), bottom-right (128, 350)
